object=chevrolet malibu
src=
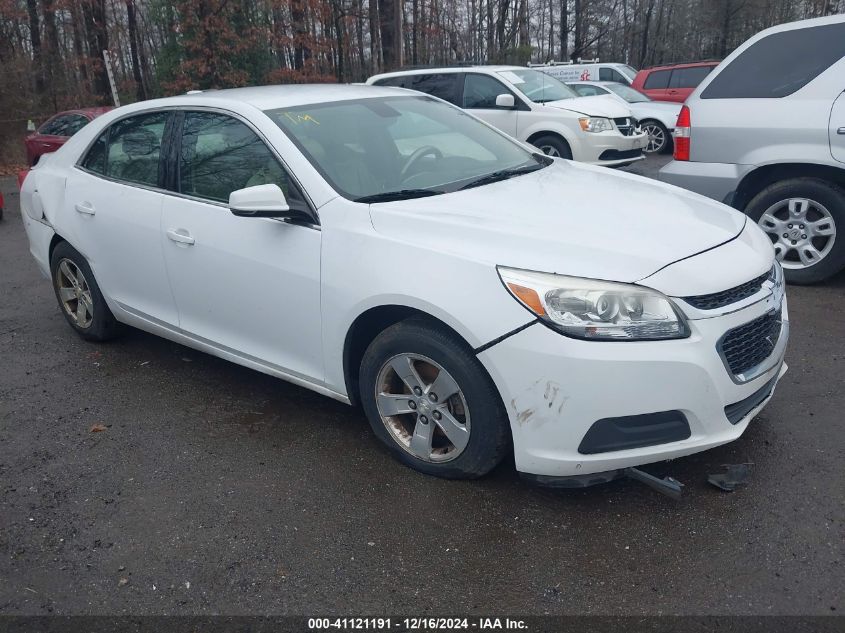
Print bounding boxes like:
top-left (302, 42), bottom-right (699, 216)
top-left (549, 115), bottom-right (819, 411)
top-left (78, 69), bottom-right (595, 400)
top-left (20, 85), bottom-right (789, 485)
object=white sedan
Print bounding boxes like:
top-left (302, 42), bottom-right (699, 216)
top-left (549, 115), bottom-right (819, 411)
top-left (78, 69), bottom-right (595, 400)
top-left (20, 85), bottom-right (788, 486)
top-left (569, 81), bottom-right (682, 154)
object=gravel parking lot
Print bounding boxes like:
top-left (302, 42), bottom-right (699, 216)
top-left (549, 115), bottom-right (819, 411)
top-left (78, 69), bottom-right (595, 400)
top-left (1, 157), bottom-right (843, 616)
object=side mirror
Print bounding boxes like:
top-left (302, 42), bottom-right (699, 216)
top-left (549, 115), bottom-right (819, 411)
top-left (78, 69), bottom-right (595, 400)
top-left (229, 184), bottom-right (299, 218)
top-left (495, 94), bottom-right (515, 109)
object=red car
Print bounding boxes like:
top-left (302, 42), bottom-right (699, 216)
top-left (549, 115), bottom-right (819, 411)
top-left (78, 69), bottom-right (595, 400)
top-left (24, 107), bottom-right (112, 166)
top-left (631, 61), bottom-right (720, 103)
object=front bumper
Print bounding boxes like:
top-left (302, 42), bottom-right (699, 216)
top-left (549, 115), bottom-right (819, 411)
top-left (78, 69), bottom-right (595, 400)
top-left (659, 160), bottom-right (754, 205)
top-left (579, 130), bottom-right (648, 167)
top-left (477, 294), bottom-right (789, 478)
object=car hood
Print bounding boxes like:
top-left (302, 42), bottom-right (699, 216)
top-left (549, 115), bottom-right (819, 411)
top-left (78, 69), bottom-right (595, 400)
top-left (368, 161), bottom-right (748, 284)
top-left (542, 95), bottom-right (632, 118)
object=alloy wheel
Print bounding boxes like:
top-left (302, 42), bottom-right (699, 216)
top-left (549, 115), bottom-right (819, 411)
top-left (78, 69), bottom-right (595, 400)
top-left (757, 197), bottom-right (837, 269)
top-left (56, 259), bottom-right (94, 328)
top-left (538, 145), bottom-right (560, 157)
top-left (375, 353), bottom-right (471, 463)
top-left (641, 122), bottom-right (666, 153)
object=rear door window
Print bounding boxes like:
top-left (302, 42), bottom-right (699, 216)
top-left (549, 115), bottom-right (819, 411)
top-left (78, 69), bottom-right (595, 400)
top-left (104, 112), bottom-right (168, 187)
top-left (702, 22), bottom-right (845, 99)
top-left (668, 66), bottom-right (713, 89)
top-left (643, 69), bottom-right (670, 90)
top-left (408, 74), bottom-right (461, 105)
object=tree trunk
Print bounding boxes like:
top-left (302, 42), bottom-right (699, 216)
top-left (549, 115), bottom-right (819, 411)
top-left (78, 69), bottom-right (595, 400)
top-left (125, 0), bottom-right (146, 101)
top-left (292, 0), bottom-right (310, 71)
top-left (559, 0), bottom-right (567, 60)
top-left (42, 0), bottom-right (61, 107)
top-left (571, 0), bottom-right (581, 60)
top-left (378, 0), bottom-right (401, 70)
top-left (26, 0), bottom-right (44, 95)
top-left (68, 2), bottom-right (89, 84)
top-left (83, 0), bottom-right (111, 100)
top-left (369, 0), bottom-right (381, 72)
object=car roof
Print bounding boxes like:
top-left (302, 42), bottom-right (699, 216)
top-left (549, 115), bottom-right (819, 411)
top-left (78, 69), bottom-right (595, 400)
top-left (640, 61), bottom-right (721, 72)
top-left (142, 83), bottom-right (415, 111)
top-left (370, 65), bottom-right (525, 80)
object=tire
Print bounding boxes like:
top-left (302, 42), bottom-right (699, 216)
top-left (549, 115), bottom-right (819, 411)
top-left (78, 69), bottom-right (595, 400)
top-left (745, 177), bottom-right (845, 285)
top-left (359, 316), bottom-right (510, 479)
top-left (50, 241), bottom-right (122, 341)
top-left (530, 135), bottom-right (572, 160)
top-left (640, 120), bottom-right (671, 154)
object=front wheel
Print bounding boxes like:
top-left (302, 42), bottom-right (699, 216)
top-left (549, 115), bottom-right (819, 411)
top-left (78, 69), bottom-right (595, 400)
top-left (640, 120), bottom-right (671, 154)
top-left (746, 178), bottom-right (845, 284)
top-left (530, 135), bottom-right (572, 160)
top-left (359, 317), bottom-right (510, 479)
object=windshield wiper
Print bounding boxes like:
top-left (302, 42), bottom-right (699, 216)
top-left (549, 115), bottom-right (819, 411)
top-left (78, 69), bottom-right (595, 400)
top-left (354, 189), bottom-right (444, 203)
top-left (458, 163), bottom-right (545, 191)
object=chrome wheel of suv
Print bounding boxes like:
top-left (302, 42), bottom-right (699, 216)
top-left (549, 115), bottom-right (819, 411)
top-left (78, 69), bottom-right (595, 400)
top-left (757, 197), bottom-right (836, 270)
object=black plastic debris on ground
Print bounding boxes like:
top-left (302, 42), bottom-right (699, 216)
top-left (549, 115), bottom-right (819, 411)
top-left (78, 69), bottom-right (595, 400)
top-left (708, 463), bottom-right (753, 492)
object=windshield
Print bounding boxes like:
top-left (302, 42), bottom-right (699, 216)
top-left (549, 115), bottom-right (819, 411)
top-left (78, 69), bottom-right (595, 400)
top-left (619, 65), bottom-right (637, 81)
top-left (496, 69), bottom-right (580, 103)
top-left (606, 83), bottom-right (651, 103)
top-left (265, 96), bottom-right (545, 201)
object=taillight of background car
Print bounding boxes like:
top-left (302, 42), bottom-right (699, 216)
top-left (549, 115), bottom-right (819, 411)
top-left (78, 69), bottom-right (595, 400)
top-left (673, 105), bottom-right (691, 161)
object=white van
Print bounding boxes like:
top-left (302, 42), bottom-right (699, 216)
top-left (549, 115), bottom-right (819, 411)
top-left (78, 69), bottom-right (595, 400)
top-left (367, 66), bottom-right (647, 167)
top-left (529, 60), bottom-right (637, 85)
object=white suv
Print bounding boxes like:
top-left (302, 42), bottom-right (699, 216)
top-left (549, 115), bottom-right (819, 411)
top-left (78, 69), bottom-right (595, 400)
top-left (367, 66), bottom-right (647, 167)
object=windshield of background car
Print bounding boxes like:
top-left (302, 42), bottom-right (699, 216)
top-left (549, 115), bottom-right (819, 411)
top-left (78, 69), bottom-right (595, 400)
top-left (497, 69), bottom-right (580, 103)
top-left (620, 65), bottom-right (637, 81)
top-left (265, 96), bottom-right (542, 200)
top-left (606, 83), bottom-right (651, 103)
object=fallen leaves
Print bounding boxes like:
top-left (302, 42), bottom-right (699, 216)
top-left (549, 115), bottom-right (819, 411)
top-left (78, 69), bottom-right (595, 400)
top-left (90, 424), bottom-right (108, 433)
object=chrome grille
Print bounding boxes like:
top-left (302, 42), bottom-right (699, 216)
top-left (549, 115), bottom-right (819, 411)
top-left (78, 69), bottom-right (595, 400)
top-left (684, 269), bottom-right (771, 310)
top-left (614, 117), bottom-right (637, 136)
top-left (719, 310), bottom-right (782, 377)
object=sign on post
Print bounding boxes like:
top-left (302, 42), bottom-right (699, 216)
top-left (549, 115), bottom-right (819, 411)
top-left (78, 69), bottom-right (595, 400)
top-left (102, 50), bottom-right (121, 107)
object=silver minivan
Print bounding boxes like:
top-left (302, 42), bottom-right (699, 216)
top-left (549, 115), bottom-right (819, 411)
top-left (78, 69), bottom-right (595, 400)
top-left (660, 15), bottom-right (845, 284)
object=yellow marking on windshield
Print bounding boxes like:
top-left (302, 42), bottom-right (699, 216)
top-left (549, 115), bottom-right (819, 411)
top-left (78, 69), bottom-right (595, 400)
top-left (282, 112), bottom-right (320, 125)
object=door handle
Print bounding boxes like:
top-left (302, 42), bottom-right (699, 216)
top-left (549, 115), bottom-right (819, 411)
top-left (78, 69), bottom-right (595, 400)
top-left (75, 202), bottom-right (95, 215)
top-left (837, 127), bottom-right (845, 135)
top-left (166, 228), bottom-right (195, 246)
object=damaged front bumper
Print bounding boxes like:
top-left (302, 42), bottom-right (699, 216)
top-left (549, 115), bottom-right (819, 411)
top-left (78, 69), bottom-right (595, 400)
top-left (476, 295), bottom-right (789, 480)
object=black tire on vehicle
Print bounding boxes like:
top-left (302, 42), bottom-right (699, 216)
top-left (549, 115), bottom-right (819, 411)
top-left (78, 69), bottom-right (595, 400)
top-left (530, 135), bottom-right (573, 160)
top-left (50, 241), bottom-right (122, 341)
top-left (640, 119), bottom-right (671, 154)
top-left (745, 177), bottom-right (845, 285)
top-left (359, 316), bottom-right (511, 479)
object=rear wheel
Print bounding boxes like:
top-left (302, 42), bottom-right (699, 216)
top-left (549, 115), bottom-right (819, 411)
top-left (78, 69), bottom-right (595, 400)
top-left (747, 178), bottom-right (845, 284)
top-left (530, 135), bottom-right (572, 160)
top-left (359, 317), bottom-right (510, 479)
top-left (640, 120), bottom-right (670, 154)
top-left (50, 241), bottom-right (121, 341)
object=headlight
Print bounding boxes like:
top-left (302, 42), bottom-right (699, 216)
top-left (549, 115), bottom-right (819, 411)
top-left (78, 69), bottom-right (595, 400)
top-left (498, 267), bottom-right (690, 341)
top-left (578, 117), bottom-right (613, 133)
